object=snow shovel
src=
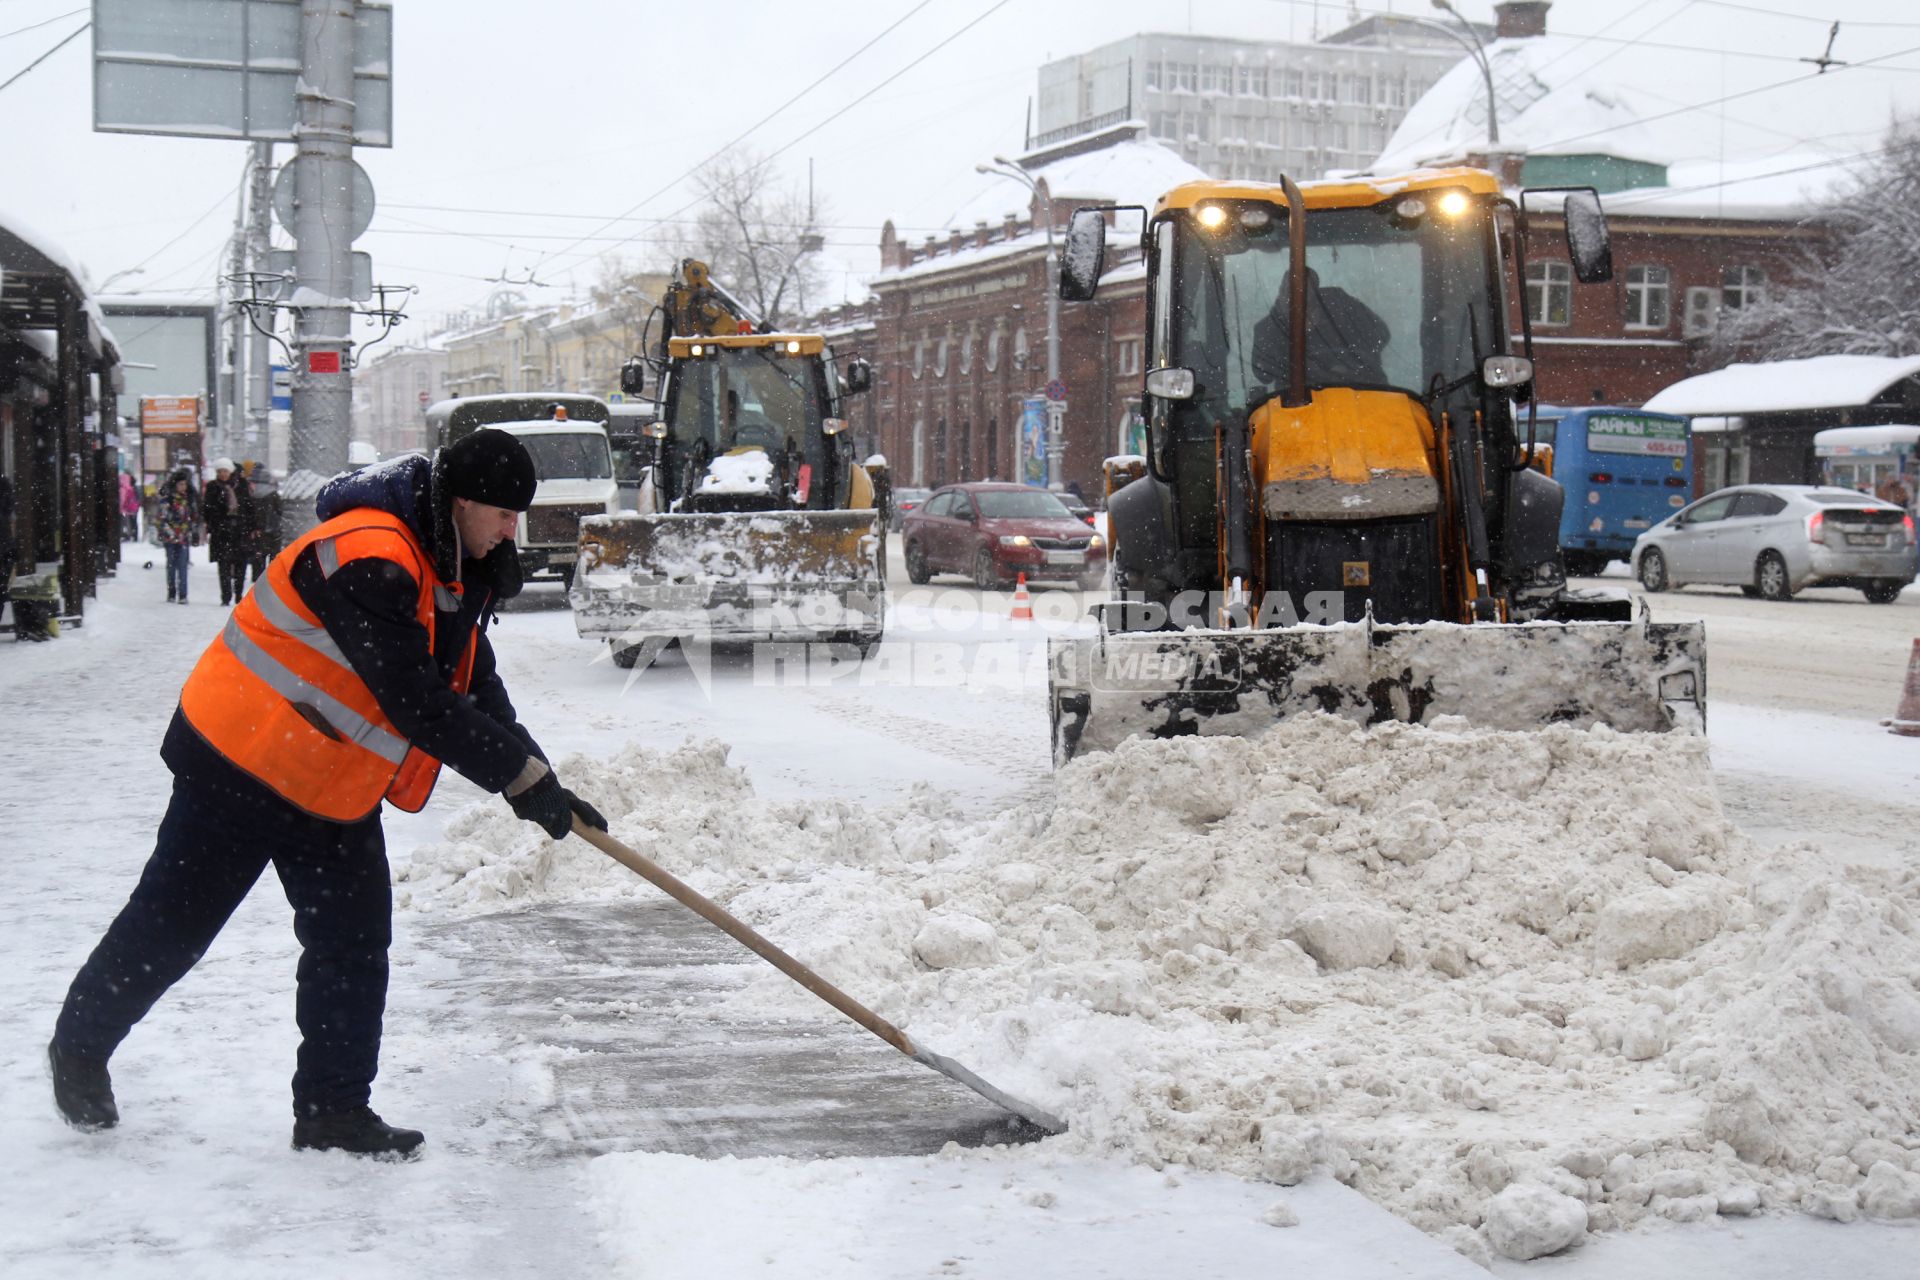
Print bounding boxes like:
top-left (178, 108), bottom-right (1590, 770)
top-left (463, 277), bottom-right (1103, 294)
top-left (568, 816), bottom-right (1067, 1135)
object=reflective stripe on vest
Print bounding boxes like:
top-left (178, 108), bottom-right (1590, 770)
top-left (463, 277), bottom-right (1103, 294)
top-left (178, 507), bottom-right (475, 822)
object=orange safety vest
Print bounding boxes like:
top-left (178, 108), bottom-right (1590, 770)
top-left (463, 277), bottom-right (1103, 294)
top-left (179, 507), bottom-right (478, 822)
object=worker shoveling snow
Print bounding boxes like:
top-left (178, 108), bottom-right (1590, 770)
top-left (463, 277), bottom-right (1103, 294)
top-left (396, 716), bottom-right (1920, 1262)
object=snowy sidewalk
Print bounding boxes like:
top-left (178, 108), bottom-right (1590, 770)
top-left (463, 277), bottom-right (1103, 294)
top-left (3, 549), bottom-right (1916, 1278)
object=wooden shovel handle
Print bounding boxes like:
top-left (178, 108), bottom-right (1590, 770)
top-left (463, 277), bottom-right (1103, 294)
top-left (569, 815), bottom-right (918, 1059)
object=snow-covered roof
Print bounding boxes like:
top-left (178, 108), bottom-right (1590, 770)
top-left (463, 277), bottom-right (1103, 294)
top-left (1814, 425), bottom-right (1920, 455)
top-left (940, 134), bottom-right (1208, 236)
top-left (1374, 34), bottom-right (1673, 174)
top-left (1643, 355), bottom-right (1920, 416)
top-left (1597, 155), bottom-right (1855, 223)
top-left (1373, 31), bottom-right (1866, 225)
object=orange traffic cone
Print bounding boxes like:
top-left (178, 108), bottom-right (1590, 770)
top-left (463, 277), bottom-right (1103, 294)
top-left (1010, 572), bottom-right (1034, 622)
top-left (1886, 638), bottom-right (1920, 737)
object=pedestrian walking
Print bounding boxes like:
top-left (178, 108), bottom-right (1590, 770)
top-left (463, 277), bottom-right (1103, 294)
top-left (155, 471), bottom-right (200, 604)
top-left (202, 458), bottom-right (248, 606)
top-left (118, 470), bottom-right (141, 542)
top-left (49, 429), bottom-right (607, 1159)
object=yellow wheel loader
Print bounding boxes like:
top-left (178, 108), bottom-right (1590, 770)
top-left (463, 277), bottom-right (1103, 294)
top-left (1049, 170), bottom-right (1705, 761)
top-left (570, 261), bottom-right (884, 668)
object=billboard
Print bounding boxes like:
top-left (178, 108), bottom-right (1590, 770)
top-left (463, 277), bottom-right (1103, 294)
top-left (142, 396), bottom-right (202, 434)
top-left (92, 0), bottom-right (393, 147)
top-left (1021, 396), bottom-right (1047, 486)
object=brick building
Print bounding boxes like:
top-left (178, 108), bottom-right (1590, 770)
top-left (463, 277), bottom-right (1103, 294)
top-left (853, 123), bottom-right (1205, 494)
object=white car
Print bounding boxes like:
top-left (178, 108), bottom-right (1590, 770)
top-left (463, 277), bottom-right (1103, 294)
top-left (1631, 484), bottom-right (1914, 604)
top-left (493, 420), bottom-right (620, 586)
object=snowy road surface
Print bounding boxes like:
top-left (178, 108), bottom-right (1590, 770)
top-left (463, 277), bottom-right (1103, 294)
top-left (1, 545), bottom-right (1914, 1277)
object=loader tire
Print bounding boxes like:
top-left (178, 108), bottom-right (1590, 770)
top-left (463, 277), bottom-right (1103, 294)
top-left (905, 541), bottom-right (931, 585)
top-left (1755, 551), bottom-right (1793, 602)
top-left (1637, 547), bottom-right (1669, 593)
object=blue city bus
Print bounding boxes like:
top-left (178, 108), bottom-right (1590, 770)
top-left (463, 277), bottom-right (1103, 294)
top-left (1531, 405), bottom-right (1692, 576)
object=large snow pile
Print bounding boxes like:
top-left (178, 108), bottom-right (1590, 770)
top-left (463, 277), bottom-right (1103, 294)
top-left (397, 717), bottom-right (1920, 1258)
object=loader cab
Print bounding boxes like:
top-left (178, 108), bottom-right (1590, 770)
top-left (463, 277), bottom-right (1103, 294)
top-left (1066, 170), bottom-right (1613, 627)
top-left (654, 333), bottom-right (860, 513)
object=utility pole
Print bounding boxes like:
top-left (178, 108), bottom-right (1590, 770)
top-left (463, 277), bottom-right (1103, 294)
top-left (222, 175), bottom-right (249, 464)
top-left (246, 141), bottom-right (274, 450)
top-left (286, 0), bottom-right (357, 539)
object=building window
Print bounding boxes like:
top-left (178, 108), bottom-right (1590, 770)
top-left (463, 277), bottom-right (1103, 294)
top-left (1328, 121), bottom-right (1349, 151)
top-left (1345, 75), bottom-right (1371, 105)
top-left (1012, 327), bottom-right (1030, 372)
top-left (959, 325), bottom-right (975, 375)
top-left (1305, 71), bottom-right (1325, 100)
top-left (1624, 265), bottom-right (1671, 329)
top-left (1115, 338), bottom-right (1143, 376)
top-left (1144, 60), bottom-right (1163, 91)
top-left (1151, 110), bottom-right (1175, 136)
top-left (1722, 265), bottom-right (1766, 311)
top-left (1387, 76), bottom-right (1407, 107)
top-left (934, 334), bottom-right (950, 377)
top-left (1235, 66), bottom-right (1267, 97)
top-left (1527, 261), bottom-right (1572, 326)
top-left (985, 325), bottom-right (1002, 373)
top-left (1170, 62), bottom-right (1197, 93)
top-left (911, 335), bottom-right (926, 379)
top-left (1201, 64), bottom-right (1229, 95)
top-left (1281, 68), bottom-right (1304, 98)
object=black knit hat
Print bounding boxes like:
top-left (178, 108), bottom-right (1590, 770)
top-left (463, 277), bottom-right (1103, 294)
top-left (442, 428), bottom-right (537, 512)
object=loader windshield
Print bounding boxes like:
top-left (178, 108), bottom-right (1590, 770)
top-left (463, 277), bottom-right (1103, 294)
top-left (666, 346), bottom-right (825, 458)
top-left (1168, 197), bottom-right (1498, 422)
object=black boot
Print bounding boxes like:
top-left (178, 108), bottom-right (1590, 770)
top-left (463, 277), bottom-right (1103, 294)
top-left (292, 1106), bottom-right (424, 1159)
top-left (49, 1040), bottom-right (119, 1131)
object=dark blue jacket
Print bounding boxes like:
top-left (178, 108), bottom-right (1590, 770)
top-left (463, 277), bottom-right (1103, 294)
top-left (164, 455), bottom-right (545, 815)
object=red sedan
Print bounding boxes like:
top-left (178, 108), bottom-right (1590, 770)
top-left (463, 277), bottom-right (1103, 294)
top-left (901, 482), bottom-right (1107, 589)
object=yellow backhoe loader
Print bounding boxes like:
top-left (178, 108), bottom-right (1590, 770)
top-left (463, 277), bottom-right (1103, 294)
top-left (570, 260), bottom-right (884, 668)
top-left (1049, 170), bottom-right (1706, 761)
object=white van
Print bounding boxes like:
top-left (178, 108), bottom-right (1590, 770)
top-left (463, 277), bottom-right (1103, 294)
top-left (491, 418), bottom-right (619, 585)
top-left (423, 395), bottom-right (619, 586)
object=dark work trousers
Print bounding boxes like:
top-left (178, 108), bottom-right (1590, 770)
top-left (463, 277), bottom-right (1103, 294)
top-left (217, 559), bottom-right (246, 605)
top-left (54, 772), bottom-right (393, 1118)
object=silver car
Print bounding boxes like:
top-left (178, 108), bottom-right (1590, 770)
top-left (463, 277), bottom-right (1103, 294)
top-left (1631, 484), bottom-right (1915, 604)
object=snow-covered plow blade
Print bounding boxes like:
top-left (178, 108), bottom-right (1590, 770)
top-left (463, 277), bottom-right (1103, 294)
top-left (572, 510), bottom-right (885, 659)
top-left (1048, 618), bottom-right (1706, 764)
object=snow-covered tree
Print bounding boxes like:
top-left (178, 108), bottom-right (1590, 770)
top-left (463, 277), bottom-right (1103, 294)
top-left (1710, 122), bottom-right (1920, 361)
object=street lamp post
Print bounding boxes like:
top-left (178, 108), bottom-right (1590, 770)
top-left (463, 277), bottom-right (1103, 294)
top-left (1428, 0), bottom-right (1499, 146)
top-left (976, 156), bottom-right (1065, 490)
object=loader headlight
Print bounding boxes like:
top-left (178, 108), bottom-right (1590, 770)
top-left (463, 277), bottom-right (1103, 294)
top-left (999, 534), bottom-right (1032, 548)
top-left (1196, 204), bottom-right (1228, 231)
top-left (689, 343), bottom-right (705, 357)
top-left (1437, 190), bottom-right (1471, 217)
top-left (785, 339), bottom-right (802, 354)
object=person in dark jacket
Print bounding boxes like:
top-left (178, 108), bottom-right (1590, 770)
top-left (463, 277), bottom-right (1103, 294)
top-left (204, 457), bottom-right (260, 605)
top-left (49, 429), bottom-right (607, 1159)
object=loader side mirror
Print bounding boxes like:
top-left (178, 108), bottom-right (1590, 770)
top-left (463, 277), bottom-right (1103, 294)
top-left (620, 358), bottom-right (648, 397)
top-left (1059, 209), bottom-right (1107, 302)
top-left (1145, 367), bottom-right (1195, 401)
top-left (843, 357), bottom-right (873, 396)
top-left (1562, 189), bottom-right (1612, 284)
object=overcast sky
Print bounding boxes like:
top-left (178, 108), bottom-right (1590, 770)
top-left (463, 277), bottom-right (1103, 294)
top-left (3, 0), bottom-right (1918, 340)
